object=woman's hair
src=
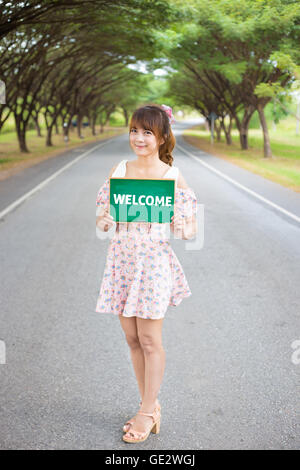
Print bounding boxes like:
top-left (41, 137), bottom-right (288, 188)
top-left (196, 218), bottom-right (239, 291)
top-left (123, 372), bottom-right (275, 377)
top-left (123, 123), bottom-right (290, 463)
top-left (129, 104), bottom-right (176, 166)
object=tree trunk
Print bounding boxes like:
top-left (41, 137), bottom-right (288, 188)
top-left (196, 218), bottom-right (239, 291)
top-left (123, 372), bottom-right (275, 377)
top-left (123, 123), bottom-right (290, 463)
top-left (226, 115), bottom-right (233, 145)
top-left (46, 125), bottom-right (54, 146)
top-left (239, 117), bottom-right (251, 149)
top-left (34, 115), bottom-right (42, 137)
top-left (91, 112), bottom-right (97, 135)
top-left (77, 114), bottom-right (83, 138)
top-left (122, 107), bottom-right (128, 127)
top-left (257, 103), bottom-right (272, 158)
top-left (67, 116), bottom-right (73, 138)
top-left (62, 114), bottom-right (73, 139)
top-left (220, 118), bottom-right (232, 145)
top-left (19, 130), bottom-right (29, 153)
top-left (55, 121), bottom-right (59, 135)
top-left (14, 114), bottom-right (29, 153)
top-left (240, 129), bottom-right (248, 149)
top-left (92, 118), bottom-right (96, 135)
top-left (215, 122), bottom-right (221, 142)
top-left (234, 106), bottom-right (255, 150)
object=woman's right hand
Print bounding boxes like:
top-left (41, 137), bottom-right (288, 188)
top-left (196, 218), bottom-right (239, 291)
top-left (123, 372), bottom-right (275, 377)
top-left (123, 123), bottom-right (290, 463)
top-left (96, 209), bottom-right (115, 232)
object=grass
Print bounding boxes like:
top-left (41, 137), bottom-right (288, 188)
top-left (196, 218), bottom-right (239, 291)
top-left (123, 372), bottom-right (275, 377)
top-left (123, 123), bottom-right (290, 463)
top-left (0, 125), bottom-right (127, 180)
top-left (182, 124), bottom-right (300, 193)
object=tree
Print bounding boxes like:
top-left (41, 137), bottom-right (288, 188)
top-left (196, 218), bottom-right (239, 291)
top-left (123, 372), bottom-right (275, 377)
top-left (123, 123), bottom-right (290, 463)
top-left (0, 0), bottom-right (176, 151)
top-left (162, 0), bottom-right (300, 157)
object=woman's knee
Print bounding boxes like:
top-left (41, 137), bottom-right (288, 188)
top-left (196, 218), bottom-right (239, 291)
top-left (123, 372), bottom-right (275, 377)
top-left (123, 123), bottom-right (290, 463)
top-left (138, 332), bottom-right (162, 355)
top-left (125, 333), bottom-right (141, 350)
top-left (119, 316), bottom-right (141, 350)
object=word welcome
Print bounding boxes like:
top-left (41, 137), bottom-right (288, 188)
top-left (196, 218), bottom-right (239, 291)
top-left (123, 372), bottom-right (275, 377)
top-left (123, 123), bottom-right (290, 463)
top-left (113, 193), bottom-right (172, 207)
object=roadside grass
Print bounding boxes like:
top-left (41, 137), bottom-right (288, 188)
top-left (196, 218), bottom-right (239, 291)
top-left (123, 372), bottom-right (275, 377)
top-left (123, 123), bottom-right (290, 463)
top-left (182, 126), bottom-right (300, 193)
top-left (0, 126), bottom-right (127, 178)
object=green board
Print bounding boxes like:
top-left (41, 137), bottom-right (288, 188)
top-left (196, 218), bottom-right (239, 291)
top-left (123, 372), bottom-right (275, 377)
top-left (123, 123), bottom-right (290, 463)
top-left (109, 178), bottom-right (175, 223)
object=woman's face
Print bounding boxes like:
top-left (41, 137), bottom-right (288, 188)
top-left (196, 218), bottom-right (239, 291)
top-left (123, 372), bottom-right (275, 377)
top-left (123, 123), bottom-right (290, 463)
top-left (129, 125), bottom-right (163, 157)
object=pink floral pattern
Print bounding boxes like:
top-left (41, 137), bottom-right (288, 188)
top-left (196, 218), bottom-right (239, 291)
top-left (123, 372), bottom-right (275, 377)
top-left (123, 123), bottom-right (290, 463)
top-left (95, 177), bottom-right (197, 319)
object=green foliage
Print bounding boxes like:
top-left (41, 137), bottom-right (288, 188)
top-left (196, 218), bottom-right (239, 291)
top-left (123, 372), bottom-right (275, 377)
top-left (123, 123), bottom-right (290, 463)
top-left (271, 96), bottom-right (289, 124)
top-left (2, 0), bottom-right (300, 158)
top-left (255, 82), bottom-right (284, 99)
top-left (213, 61), bottom-right (248, 84)
top-left (270, 51), bottom-right (297, 73)
top-left (109, 111), bottom-right (126, 126)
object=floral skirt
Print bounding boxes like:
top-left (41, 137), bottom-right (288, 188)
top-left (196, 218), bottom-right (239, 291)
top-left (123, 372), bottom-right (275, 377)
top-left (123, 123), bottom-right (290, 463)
top-left (95, 234), bottom-right (192, 319)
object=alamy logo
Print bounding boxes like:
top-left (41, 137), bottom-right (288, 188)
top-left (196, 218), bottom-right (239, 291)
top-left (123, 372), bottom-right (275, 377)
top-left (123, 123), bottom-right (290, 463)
top-left (0, 340), bottom-right (6, 364)
top-left (0, 80), bottom-right (6, 104)
top-left (96, 202), bottom-right (205, 251)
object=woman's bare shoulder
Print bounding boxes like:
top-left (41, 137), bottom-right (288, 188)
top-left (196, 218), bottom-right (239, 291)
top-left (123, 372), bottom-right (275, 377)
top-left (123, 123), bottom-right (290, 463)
top-left (108, 163), bottom-right (119, 178)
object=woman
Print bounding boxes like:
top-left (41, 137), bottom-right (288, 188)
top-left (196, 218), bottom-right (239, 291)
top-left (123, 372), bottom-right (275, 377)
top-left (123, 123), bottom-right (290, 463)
top-left (95, 104), bottom-right (197, 443)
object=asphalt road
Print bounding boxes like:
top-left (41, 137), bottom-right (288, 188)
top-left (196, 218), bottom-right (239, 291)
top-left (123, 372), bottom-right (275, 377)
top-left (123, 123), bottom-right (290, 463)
top-left (0, 121), bottom-right (299, 450)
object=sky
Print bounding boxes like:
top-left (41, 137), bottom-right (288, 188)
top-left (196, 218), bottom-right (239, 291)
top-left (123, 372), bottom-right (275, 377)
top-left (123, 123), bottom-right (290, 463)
top-left (127, 61), bottom-right (169, 76)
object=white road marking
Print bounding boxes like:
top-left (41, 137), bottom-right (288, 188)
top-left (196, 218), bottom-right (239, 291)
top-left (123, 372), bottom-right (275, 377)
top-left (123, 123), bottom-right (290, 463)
top-left (0, 138), bottom-right (113, 221)
top-left (176, 142), bottom-right (300, 225)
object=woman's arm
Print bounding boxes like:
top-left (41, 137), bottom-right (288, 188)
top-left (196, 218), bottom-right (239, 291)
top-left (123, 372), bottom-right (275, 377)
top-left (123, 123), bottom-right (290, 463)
top-left (182, 214), bottom-right (197, 240)
top-left (170, 214), bottom-right (197, 240)
top-left (96, 207), bottom-right (115, 232)
top-left (170, 171), bottom-right (197, 240)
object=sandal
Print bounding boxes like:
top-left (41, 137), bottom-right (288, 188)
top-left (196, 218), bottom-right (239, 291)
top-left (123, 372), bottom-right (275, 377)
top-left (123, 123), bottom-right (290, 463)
top-left (122, 407), bottom-right (161, 443)
top-left (123, 401), bottom-right (161, 433)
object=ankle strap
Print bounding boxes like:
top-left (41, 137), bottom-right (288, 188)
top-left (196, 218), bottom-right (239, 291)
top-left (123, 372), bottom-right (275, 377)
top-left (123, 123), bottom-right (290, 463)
top-left (137, 410), bottom-right (156, 418)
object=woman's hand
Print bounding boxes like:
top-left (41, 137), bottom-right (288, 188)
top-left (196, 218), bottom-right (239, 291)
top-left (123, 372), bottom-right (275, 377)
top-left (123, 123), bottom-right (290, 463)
top-left (170, 213), bottom-right (185, 238)
top-left (96, 209), bottom-right (115, 232)
top-left (171, 214), bottom-right (197, 240)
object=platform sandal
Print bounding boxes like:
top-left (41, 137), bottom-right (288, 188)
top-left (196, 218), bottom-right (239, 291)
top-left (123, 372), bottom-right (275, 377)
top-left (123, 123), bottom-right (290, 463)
top-left (122, 407), bottom-right (161, 444)
top-left (123, 401), bottom-right (161, 433)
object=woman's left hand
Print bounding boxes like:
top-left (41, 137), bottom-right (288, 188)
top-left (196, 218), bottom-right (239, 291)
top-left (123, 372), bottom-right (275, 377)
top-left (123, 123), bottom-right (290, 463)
top-left (170, 214), bottom-right (185, 237)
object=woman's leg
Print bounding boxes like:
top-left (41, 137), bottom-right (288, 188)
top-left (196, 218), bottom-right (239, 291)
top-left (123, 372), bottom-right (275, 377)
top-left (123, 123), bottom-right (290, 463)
top-left (137, 317), bottom-right (165, 412)
top-left (119, 315), bottom-right (145, 400)
top-left (123, 317), bottom-right (165, 435)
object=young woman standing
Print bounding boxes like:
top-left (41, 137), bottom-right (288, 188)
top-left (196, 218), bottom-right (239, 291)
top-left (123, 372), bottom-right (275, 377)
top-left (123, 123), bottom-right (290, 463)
top-left (95, 104), bottom-right (197, 443)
